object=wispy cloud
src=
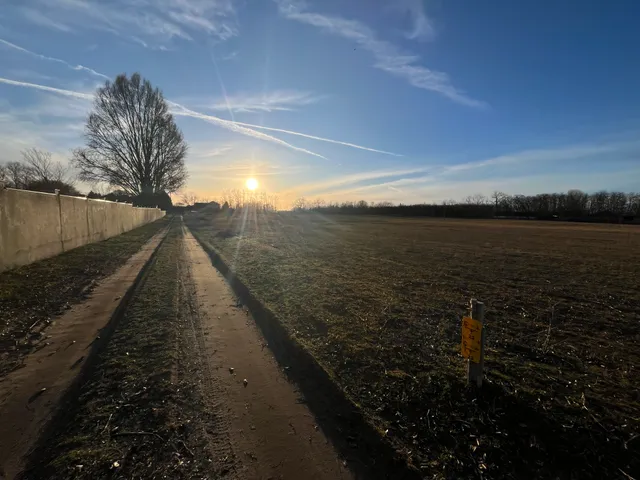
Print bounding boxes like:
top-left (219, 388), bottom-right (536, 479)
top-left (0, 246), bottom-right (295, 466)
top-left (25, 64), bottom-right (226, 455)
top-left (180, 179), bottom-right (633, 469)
top-left (275, 1), bottom-right (485, 108)
top-left (222, 50), bottom-right (238, 61)
top-left (391, 0), bottom-right (435, 41)
top-left (21, 7), bottom-right (72, 32)
top-left (0, 38), bottom-right (110, 80)
top-left (316, 140), bottom-right (640, 200)
top-left (209, 90), bottom-right (324, 113)
top-left (18, 0), bottom-right (238, 46)
top-left (0, 99), bottom-right (84, 167)
top-left (189, 161), bottom-right (308, 177)
top-left (188, 144), bottom-right (234, 159)
top-left (439, 142), bottom-right (636, 176)
top-left (283, 167), bottom-right (430, 196)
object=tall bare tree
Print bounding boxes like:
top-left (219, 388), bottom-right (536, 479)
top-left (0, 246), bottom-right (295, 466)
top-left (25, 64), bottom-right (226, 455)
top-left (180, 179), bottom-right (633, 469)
top-left (73, 73), bottom-right (188, 195)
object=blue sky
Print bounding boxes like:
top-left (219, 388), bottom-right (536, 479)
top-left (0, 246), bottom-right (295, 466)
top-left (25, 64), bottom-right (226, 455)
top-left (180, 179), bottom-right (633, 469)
top-left (1, 0), bottom-right (639, 206)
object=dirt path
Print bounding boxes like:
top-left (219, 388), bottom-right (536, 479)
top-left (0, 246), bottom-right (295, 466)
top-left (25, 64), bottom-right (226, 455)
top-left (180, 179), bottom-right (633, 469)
top-left (0, 229), bottom-right (167, 479)
top-left (182, 227), bottom-right (351, 480)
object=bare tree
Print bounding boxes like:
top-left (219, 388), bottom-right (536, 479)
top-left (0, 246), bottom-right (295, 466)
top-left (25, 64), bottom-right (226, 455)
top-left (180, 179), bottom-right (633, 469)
top-left (73, 73), bottom-right (188, 195)
top-left (181, 191), bottom-right (199, 206)
top-left (463, 193), bottom-right (489, 205)
top-left (292, 197), bottom-right (308, 211)
top-left (20, 148), bottom-right (72, 184)
top-left (0, 163), bottom-right (8, 186)
top-left (4, 161), bottom-right (34, 188)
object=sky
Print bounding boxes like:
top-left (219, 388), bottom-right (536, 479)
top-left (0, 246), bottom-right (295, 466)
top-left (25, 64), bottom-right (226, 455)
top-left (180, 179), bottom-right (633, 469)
top-left (1, 0), bottom-right (639, 207)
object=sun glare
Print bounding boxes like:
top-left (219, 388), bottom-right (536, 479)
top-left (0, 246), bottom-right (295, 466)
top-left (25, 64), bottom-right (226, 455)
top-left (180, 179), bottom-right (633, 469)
top-left (246, 178), bottom-right (259, 191)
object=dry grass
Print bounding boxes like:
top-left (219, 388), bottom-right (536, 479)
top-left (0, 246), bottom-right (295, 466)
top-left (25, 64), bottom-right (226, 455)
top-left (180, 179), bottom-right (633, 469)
top-left (186, 210), bottom-right (640, 479)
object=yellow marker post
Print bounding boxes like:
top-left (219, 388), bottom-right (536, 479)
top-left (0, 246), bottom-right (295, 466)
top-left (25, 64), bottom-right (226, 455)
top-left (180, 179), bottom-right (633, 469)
top-left (463, 300), bottom-right (485, 387)
top-left (461, 316), bottom-right (482, 363)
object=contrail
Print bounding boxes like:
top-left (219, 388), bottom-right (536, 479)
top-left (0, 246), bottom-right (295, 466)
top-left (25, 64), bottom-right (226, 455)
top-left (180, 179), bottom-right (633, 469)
top-left (168, 101), bottom-right (327, 159)
top-left (231, 120), bottom-right (402, 156)
top-left (0, 38), bottom-right (110, 80)
top-left (0, 77), bottom-right (94, 99)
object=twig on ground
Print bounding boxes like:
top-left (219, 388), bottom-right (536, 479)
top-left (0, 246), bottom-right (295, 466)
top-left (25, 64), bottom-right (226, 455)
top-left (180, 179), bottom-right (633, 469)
top-left (618, 468), bottom-right (636, 480)
top-left (101, 413), bottom-right (113, 434)
top-left (176, 439), bottom-right (194, 457)
top-left (28, 319), bottom-right (41, 332)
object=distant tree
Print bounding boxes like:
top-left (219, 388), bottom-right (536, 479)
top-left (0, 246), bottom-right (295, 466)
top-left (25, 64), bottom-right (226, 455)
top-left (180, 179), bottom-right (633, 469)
top-left (627, 193), bottom-right (640, 215)
top-left (19, 148), bottom-right (80, 194)
top-left (463, 193), bottom-right (489, 205)
top-left (87, 190), bottom-right (104, 199)
top-left (0, 163), bottom-right (7, 185)
top-left (292, 197), bottom-right (308, 211)
top-left (181, 191), bottom-right (199, 206)
top-left (73, 73), bottom-right (188, 196)
top-left (21, 148), bottom-right (68, 183)
top-left (311, 198), bottom-right (326, 209)
top-left (134, 191), bottom-right (172, 210)
top-left (24, 179), bottom-right (82, 196)
top-left (4, 161), bottom-right (33, 188)
top-left (104, 190), bottom-right (135, 203)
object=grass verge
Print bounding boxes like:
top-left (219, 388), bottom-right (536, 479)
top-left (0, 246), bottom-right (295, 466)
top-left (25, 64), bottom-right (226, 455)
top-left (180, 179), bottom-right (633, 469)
top-left (0, 217), bottom-right (168, 377)
top-left (23, 223), bottom-right (218, 479)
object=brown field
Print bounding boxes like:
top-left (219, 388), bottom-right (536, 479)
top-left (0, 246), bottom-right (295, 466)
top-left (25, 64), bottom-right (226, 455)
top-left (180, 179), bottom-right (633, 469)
top-left (186, 211), bottom-right (640, 479)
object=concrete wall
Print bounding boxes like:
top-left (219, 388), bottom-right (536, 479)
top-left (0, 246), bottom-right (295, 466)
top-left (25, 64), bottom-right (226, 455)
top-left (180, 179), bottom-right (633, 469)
top-left (0, 187), bottom-right (165, 272)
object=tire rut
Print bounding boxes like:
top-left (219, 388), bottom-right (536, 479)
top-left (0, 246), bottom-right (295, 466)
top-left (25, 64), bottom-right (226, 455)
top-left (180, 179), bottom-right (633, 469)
top-left (176, 224), bottom-right (237, 476)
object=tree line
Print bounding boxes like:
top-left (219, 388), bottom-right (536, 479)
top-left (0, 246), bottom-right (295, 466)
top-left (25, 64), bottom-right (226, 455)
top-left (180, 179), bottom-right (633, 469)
top-left (219, 189), bottom-right (279, 212)
top-left (293, 189), bottom-right (640, 222)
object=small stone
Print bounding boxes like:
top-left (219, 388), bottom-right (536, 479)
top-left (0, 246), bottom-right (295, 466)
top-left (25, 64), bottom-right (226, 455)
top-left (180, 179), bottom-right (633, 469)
top-left (229, 367), bottom-right (234, 374)
top-left (243, 379), bottom-right (248, 387)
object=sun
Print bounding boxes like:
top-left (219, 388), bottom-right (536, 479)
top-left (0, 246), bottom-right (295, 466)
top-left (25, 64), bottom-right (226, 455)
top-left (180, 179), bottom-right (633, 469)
top-left (246, 178), bottom-right (259, 191)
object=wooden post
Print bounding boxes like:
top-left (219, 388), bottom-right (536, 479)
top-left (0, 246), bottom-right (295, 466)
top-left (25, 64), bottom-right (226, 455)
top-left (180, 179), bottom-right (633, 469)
top-left (467, 299), bottom-right (485, 388)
